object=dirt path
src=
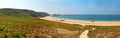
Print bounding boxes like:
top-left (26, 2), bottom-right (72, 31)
top-left (79, 30), bottom-right (89, 38)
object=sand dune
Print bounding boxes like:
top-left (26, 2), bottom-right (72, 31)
top-left (40, 16), bottom-right (120, 26)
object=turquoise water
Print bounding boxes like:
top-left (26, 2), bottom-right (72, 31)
top-left (53, 15), bottom-right (120, 21)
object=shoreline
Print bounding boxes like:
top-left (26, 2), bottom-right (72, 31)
top-left (40, 16), bottom-right (120, 26)
top-left (53, 16), bottom-right (120, 22)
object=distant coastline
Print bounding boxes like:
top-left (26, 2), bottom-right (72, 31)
top-left (52, 15), bottom-right (120, 21)
top-left (53, 16), bottom-right (120, 22)
top-left (40, 16), bottom-right (120, 26)
top-left (52, 15), bottom-right (120, 22)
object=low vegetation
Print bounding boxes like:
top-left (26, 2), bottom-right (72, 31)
top-left (1, 8), bottom-right (120, 38)
top-left (0, 8), bottom-right (84, 38)
top-left (88, 26), bottom-right (120, 38)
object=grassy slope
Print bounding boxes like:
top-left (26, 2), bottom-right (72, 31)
top-left (87, 25), bottom-right (120, 38)
top-left (0, 8), bottom-right (84, 38)
top-left (1, 8), bottom-right (120, 38)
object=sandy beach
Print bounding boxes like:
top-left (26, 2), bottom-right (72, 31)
top-left (40, 16), bottom-right (120, 26)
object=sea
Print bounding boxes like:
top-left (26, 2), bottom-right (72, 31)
top-left (53, 15), bottom-right (120, 21)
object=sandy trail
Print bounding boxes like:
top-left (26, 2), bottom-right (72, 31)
top-left (79, 30), bottom-right (89, 38)
top-left (40, 16), bottom-right (120, 26)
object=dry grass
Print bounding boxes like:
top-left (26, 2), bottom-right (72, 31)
top-left (88, 26), bottom-right (120, 38)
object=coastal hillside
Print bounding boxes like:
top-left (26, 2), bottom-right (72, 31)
top-left (0, 8), bottom-right (82, 38)
top-left (1, 8), bottom-right (120, 38)
top-left (0, 8), bottom-right (49, 17)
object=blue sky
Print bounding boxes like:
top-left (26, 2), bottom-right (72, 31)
top-left (0, 0), bottom-right (120, 14)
